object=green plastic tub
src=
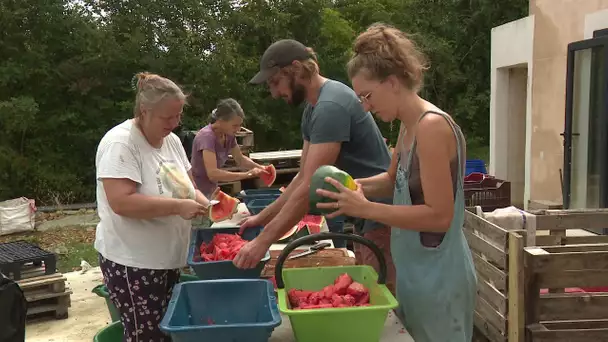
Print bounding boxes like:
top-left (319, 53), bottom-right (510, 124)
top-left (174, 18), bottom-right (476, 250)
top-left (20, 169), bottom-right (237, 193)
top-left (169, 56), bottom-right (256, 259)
top-left (92, 273), bottom-right (199, 322)
top-left (275, 232), bottom-right (398, 342)
top-left (93, 321), bottom-right (123, 342)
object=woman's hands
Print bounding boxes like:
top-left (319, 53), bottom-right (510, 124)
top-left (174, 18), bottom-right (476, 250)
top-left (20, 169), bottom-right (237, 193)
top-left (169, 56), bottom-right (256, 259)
top-left (176, 199), bottom-right (207, 220)
top-left (247, 167), bottom-right (266, 178)
top-left (315, 177), bottom-right (373, 219)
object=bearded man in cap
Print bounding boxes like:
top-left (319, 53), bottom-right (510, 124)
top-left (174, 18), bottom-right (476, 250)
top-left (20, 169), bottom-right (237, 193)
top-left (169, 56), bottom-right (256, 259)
top-left (234, 39), bottom-right (396, 294)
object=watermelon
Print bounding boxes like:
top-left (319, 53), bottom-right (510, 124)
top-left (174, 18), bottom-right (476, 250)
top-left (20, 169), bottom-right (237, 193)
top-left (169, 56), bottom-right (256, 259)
top-left (277, 225), bottom-right (299, 243)
top-left (208, 190), bottom-right (240, 222)
top-left (259, 164), bottom-right (277, 187)
top-left (308, 165), bottom-right (357, 215)
top-left (277, 214), bottom-right (325, 243)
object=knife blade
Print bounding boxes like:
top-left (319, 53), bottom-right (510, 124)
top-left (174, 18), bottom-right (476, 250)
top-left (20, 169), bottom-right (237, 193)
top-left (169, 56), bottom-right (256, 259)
top-left (288, 241), bottom-right (332, 260)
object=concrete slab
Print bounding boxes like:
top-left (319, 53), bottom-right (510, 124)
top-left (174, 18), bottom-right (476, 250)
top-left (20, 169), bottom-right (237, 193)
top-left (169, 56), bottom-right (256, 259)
top-left (36, 213), bottom-right (99, 231)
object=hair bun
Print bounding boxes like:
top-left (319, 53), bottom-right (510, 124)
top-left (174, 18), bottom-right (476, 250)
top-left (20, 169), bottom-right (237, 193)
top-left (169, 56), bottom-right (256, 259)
top-left (132, 72), bottom-right (155, 91)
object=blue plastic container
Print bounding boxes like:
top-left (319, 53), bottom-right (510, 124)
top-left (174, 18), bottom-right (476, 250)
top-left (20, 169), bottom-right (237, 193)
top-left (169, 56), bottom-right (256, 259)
top-left (240, 188), bottom-right (283, 196)
top-left (188, 226), bottom-right (270, 280)
top-left (246, 198), bottom-right (277, 215)
top-left (239, 193), bottom-right (281, 205)
top-left (160, 279), bottom-right (282, 342)
top-left (465, 159), bottom-right (488, 176)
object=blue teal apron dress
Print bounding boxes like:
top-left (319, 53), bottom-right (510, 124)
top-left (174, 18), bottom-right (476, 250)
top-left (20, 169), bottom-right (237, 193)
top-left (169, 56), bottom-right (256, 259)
top-left (391, 111), bottom-right (477, 342)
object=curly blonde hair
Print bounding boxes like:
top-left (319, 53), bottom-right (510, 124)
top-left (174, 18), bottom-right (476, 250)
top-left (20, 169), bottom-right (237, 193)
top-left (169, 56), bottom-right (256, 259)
top-left (347, 23), bottom-right (429, 92)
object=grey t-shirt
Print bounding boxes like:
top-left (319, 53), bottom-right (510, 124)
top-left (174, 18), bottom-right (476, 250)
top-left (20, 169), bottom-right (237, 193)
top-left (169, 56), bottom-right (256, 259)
top-left (301, 79), bottom-right (393, 233)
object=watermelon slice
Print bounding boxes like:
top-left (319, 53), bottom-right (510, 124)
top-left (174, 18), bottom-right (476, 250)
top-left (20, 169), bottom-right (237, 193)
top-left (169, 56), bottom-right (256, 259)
top-left (208, 190), bottom-right (240, 223)
top-left (278, 225), bottom-right (299, 243)
top-left (259, 164), bottom-right (277, 187)
top-left (276, 214), bottom-right (325, 243)
top-left (297, 214), bottom-right (325, 234)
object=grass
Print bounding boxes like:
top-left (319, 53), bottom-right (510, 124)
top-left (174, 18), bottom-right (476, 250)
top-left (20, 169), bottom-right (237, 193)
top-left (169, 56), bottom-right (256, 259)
top-left (0, 225), bottom-right (98, 273)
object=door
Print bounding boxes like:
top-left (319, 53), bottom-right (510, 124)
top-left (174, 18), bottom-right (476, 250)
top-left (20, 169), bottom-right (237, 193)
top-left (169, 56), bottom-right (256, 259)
top-left (562, 34), bottom-right (608, 220)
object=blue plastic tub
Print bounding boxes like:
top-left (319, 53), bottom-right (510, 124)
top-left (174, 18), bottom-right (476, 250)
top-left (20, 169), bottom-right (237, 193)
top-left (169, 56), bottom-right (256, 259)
top-left (187, 226), bottom-right (270, 280)
top-left (465, 159), bottom-right (487, 176)
top-left (246, 198), bottom-right (277, 215)
top-left (240, 188), bottom-right (283, 196)
top-left (159, 279), bottom-right (282, 342)
top-left (239, 193), bottom-right (281, 205)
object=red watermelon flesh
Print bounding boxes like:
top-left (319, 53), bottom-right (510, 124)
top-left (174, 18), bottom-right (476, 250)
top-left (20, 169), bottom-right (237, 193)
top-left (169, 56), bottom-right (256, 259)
top-left (259, 164), bottom-right (277, 187)
top-left (297, 214), bottom-right (324, 234)
top-left (208, 191), bottom-right (239, 223)
top-left (197, 233), bottom-right (248, 261)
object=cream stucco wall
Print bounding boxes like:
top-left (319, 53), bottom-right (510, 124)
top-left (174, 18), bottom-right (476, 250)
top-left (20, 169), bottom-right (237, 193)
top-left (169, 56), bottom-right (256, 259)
top-left (490, 16), bottom-right (534, 208)
top-left (528, 0), bottom-right (608, 203)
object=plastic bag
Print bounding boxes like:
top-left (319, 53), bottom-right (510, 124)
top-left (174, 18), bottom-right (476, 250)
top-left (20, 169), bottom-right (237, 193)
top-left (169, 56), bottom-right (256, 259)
top-left (0, 197), bottom-right (36, 236)
top-left (0, 271), bottom-right (27, 342)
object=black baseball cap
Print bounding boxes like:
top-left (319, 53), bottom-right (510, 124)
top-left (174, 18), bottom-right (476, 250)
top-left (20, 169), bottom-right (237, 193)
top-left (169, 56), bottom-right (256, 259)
top-left (249, 39), bottom-right (312, 85)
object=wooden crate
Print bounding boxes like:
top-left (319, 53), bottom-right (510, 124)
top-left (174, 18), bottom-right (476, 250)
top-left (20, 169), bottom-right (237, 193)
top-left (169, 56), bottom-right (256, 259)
top-left (524, 243), bottom-right (608, 341)
top-left (528, 208), bottom-right (608, 244)
top-left (466, 208), bottom-right (608, 342)
top-left (464, 211), bottom-right (525, 342)
top-left (235, 127), bottom-right (254, 150)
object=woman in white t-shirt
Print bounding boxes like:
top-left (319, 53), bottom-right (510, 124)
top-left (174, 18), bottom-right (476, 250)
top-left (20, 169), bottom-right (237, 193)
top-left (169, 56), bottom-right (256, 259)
top-left (94, 72), bottom-right (212, 341)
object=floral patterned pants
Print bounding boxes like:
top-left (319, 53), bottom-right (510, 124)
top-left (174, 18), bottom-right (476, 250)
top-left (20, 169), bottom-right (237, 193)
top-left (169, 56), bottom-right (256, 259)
top-left (99, 254), bottom-right (180, 342)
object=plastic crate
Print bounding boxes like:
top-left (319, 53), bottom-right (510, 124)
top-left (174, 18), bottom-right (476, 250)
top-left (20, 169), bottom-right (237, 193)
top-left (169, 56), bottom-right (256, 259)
top-left (187, 226), bottom-right (270, 280)
top-left (239, 188), bottom-right (283, 196)
top-left (275, 232), bottom-right (398, 342)
top-left (92, 273), bottom-right (200, 323)
top-left (159, 279), bottom-right (282, 342)
top-left (237, 190), bottom-right (281, 205)
top-left (246, 198), bottom-right (277, 215)
top-left (464, 177), bottom-right (511, 211)
top-left (465, 159), bottom-right (487, 176)
top-left (0, 240), bottom-right (57, 280)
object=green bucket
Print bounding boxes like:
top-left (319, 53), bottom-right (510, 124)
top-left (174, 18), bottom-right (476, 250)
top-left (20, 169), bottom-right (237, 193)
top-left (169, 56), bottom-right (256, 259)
top-left (275, 233), bottom-right (398, 342)
top-left (93, 321), bottom-right (123, 342)
top-left (92, 273), bottom-right (199, 322)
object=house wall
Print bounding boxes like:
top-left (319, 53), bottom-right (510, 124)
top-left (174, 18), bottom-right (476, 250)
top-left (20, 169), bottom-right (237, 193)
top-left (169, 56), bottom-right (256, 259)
top-left (489, 16), bottom-right (534, 208)
top-left (528, 0), bottom-right (608, 203)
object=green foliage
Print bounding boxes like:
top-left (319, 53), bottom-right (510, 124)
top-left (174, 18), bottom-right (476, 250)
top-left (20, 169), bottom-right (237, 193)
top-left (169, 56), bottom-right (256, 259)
top-left (0, 0), bottom-right (528, 204)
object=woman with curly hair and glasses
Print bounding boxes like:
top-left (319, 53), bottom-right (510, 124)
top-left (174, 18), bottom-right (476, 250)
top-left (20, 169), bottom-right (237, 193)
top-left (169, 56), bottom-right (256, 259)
top-left (315, 23), bottom-right (477, 342)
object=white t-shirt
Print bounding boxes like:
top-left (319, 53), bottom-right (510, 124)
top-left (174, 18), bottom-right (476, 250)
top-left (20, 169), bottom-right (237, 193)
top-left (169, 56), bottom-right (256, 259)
top-left (94, 119), bottom-right (196, 269)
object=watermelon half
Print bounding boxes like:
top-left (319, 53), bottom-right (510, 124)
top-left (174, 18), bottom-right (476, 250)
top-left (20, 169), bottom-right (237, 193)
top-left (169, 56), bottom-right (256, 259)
top-left (208, 190), bottom-right (240, 223)
top-left (259, 164), bottom-right (277, 187)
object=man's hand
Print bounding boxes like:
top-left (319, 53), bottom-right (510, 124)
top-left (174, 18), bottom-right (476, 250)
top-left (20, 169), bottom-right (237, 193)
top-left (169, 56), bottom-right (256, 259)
top-left (238, 214), bottom-right (263, 234)
top-left (233, 237), bottom-right (272, 269)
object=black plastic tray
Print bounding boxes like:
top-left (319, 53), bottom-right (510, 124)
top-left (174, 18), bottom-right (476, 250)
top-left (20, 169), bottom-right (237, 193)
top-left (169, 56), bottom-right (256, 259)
top-left (0, 240), bottom-right (57, 280)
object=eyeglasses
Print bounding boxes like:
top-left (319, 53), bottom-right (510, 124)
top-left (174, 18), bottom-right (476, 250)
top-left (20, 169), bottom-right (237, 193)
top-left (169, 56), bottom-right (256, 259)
top-left (358, 83), bottom-right (382, 104)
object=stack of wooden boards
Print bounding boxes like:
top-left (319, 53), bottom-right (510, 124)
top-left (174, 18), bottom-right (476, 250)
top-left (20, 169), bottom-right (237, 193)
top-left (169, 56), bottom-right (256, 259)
top-left (17, 269), bottom-right (72, 320)
top-left (0, 240), bottom-right (71, 320)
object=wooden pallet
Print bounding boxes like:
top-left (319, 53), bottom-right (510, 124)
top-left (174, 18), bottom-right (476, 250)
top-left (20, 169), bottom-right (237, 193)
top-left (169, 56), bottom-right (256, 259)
top-left (18, 272), bottom-right (72, 320)
top-left (13, 264), bottom-right (48, 280)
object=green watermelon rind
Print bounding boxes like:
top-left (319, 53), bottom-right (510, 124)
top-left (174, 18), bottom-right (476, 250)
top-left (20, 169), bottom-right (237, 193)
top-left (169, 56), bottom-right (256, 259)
top-left (308, 165), bottom-right (356, 215)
